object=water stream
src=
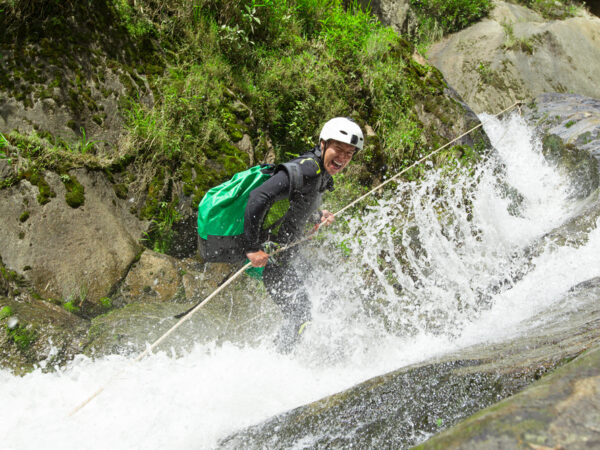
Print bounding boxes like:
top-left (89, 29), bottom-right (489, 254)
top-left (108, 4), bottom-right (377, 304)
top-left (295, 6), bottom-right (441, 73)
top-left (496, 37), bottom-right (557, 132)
top-left (1, 114), bottom-right (598, 449)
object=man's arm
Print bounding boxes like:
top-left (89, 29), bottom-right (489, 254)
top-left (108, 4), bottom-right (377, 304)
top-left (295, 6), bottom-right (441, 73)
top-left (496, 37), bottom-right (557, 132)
top-left (244, 170), bottom-right (290, 266)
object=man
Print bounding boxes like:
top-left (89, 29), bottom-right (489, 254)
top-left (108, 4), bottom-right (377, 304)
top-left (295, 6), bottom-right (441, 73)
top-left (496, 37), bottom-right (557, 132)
top-left (244, 117), bottom-right (364, 352)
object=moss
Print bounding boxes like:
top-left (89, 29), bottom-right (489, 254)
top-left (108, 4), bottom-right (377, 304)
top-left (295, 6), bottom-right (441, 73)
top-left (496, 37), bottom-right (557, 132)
top-left (6, 324), bottom-right (37, 351)
top-left (63, 300), bottom-right (80, 313)
top-left (61, 174), bottom-right (85, 208)
top-left (113, 183), bottom-right (128, 199)
top-left (19, 211), bottom-right (30, 222)
top-left (0, 306), bottom-right (13, 320)
top-left (25, 170), bottom-right (56, 205)
top-left (140, 168), bottom-right (166, 219)
top-left (99, 297), bottom-right (113, 309)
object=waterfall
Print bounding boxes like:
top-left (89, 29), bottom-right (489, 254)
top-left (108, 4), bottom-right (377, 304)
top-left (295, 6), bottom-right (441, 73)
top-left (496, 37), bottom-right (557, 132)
top-left (1, 113), bottom-right (598, 450)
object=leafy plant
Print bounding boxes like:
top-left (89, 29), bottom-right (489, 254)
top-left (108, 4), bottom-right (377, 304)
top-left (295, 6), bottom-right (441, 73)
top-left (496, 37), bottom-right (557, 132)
top-left (7, 324), bottom-right (37, 351)
top-left (410, 0), bottom-right (492, 48)
top-left (142, 201), bottom-right (182, 253)
top-left (0, 306), bottom-right (13, 320)
top-left (509, 0), bottom-right (583, 19)
top-left (63, 300), bottom-right (80, 313)
top-left (76, 127), bottom-right (101, 154)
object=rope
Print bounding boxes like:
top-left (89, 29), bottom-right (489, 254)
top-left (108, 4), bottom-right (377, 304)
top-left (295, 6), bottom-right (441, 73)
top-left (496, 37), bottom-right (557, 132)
top-left (68, 100), bottom-right (523, 417)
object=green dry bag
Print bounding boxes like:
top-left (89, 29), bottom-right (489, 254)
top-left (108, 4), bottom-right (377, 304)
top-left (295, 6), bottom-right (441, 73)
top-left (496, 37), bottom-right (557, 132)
top-left (197, 164), bottom-right (273, 263)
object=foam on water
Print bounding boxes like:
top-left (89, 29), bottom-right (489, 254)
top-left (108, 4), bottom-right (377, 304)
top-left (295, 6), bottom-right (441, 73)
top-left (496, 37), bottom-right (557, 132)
top-left (1, 113), bottom-right (598, 449)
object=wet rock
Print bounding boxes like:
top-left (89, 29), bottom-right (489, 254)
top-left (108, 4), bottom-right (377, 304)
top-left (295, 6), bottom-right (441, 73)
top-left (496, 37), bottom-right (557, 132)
top-left (417, 344), bottom-right (600, 449)
top-left (0, 169), bottom-right (146, 314)
top-left (428, 2), bottom-right (600, 114)
top-left (537, 188), bottom-right (600, 250)
top-left (115, 251), bottom-right (252, 306)
top-left (523, 93), bottom-right (600, 163)
top-left (522, 93), bottom-right (600, 200)
top-left (0, 295), bottom-right (89, 374)
top-left (86, 260), bottom-right (279, 358)
top-left (116, 251), bottom-right (182, 304)
top-left (220, 277), bottom-right (600, 449)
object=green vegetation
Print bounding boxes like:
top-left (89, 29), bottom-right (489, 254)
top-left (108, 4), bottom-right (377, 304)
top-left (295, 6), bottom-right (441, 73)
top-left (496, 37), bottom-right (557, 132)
top-left (63, 300), bottom-right (80, 314)
top-left (0, 0), bottom-right (491, 253)
top-left (507, 0), bottom-right (584, 19)
top-left (501, 21), bottom-right (535, 54)
top-left (6, 324), bottom-right (37, 351)
top-left (61, 174), bottom-right (85, 208)
top-left (99, 297), bottom-right (113, 309)
top-left (410, 0), bottom-right (492, 52)
top-left (0, 306), bottom-right (13, 320)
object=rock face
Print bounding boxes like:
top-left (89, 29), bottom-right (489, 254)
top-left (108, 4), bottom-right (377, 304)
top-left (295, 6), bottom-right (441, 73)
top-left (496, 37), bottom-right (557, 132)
top-left (417, 344), bottom-right (600, 449)
top-left (0, 295), bottom-right (89, 374)
top-left (84, 257), bottom-right (278, 358)
top-left (0, 168), bottom-right (146, 313)
top-left (428, 2), bottom-right (600, 114)
top-left (219, 277), bottom-right (600, 449)
top-left (360, 0), bottom-right (413, 34)
top-left (523, 93), bottom-right (600, 163)
top-left (522, 93), bottom-right (600, 200)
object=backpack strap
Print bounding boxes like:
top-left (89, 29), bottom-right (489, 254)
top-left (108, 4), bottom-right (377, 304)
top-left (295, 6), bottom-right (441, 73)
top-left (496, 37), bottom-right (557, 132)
top-left (280, 162), bottom-right (303, 196)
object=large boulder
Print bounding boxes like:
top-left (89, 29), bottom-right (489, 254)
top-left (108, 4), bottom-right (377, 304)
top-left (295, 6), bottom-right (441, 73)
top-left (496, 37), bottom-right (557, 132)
top-left (220, 277), bottom-right (600, 449)
top-left (428, 2), bottom-right (600, 114)
top-left (417, 343), bottom-right (600, 449)
top-left (0, 168), bottom-right (146, 314)
top-left (522, 93), bottom-right (600, 200)
top-left (360, 0), bottom-right (413, 35)
top-left (84, 256), bottom-right (279, 358)
top-left (522, 93), bottom-right (600, 163)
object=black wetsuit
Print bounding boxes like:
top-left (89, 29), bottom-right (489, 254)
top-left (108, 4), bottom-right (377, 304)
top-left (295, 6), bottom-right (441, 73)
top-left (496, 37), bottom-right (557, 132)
top-left (245, 146), bottom-right (333, 350)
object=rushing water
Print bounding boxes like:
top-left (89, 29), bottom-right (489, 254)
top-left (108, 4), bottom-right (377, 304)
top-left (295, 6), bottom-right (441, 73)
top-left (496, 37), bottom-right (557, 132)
top-left (1, 114), bottom-right (599, 450)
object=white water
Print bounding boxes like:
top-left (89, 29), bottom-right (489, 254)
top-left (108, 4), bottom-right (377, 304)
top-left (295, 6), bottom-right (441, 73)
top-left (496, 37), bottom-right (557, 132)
top-left (1, 114), bottom-right (599, 449)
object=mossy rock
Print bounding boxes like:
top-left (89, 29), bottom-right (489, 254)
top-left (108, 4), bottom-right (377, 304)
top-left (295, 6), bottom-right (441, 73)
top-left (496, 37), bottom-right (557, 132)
top-left (0, 295), bottom-right (89, 374)
top-left (542, 134), bottom-right (599, 199)
top-left (62, 174), bottom-right (85, 208)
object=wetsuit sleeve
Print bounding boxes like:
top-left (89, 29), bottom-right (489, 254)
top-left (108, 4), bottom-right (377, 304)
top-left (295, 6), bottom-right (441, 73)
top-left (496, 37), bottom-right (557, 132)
top-left (244, 170), bottom-right (290, 252)
top-left (309, 210), bottom-right (323, 224)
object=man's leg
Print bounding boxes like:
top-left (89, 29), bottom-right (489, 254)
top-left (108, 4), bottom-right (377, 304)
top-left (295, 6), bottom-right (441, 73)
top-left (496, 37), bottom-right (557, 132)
top-left (262, 254), bottom-right (311, 353)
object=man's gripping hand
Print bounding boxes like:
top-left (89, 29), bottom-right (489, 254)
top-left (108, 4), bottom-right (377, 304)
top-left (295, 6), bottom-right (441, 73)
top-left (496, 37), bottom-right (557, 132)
top-left (247, 250), bottom-right (269, 267)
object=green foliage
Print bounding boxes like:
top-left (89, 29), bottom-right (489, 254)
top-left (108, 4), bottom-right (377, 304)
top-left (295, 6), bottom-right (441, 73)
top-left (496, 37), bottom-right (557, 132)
top-left (112, 0), bottom-right (156, 39)
top-left (142, 201), bottom-right (183, 253)
top-left (63, 300), bottom-right (80, 314)
top-left (501, 21), bottom-right (535, 54)
top-left (75, 127), bottom-right (101, 154)
top-left (7, 324), bottom-right (37, 351)
top-left (507, 0), bottom-right (583, 19)
top-left (319, 1), bottom-right (379, 60)
top-left (410, 0), bottom-right (492, 48)
top-left (99, 297), bottom-right (113, 309)
top-left (0, 306), bottom-right (13, 320)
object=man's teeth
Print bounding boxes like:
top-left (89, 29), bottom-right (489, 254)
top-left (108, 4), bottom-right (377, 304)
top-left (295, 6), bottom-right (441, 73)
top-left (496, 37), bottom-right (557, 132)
top-left (333, 160), bottom-right (342, 168)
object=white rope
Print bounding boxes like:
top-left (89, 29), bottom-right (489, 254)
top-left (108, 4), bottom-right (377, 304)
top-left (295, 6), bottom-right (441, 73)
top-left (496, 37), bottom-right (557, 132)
top-left (68, 100), bottom-right (523, 417)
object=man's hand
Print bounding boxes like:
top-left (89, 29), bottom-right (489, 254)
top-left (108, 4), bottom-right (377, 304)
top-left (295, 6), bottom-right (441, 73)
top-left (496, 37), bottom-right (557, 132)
top-left (247, 250), bottom-right (269, 267)
top-left (311, 210), bottom-right (336, 234)
top-left (320, 210), bottom-right (335, 226)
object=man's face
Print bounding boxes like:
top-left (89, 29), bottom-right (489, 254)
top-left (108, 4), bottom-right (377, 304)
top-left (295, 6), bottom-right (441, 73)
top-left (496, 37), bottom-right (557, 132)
top-left (322, 140), bottom-right (356, 175)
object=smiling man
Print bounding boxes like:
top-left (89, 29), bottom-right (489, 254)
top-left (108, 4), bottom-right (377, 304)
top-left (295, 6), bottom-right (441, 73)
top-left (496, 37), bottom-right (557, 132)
top-left (244, 117), bottom-right (364, 352)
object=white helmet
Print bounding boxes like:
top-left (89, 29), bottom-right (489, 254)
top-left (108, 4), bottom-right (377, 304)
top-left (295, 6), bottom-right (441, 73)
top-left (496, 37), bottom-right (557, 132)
top-left (319, 117), bottom-right (364, 151)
